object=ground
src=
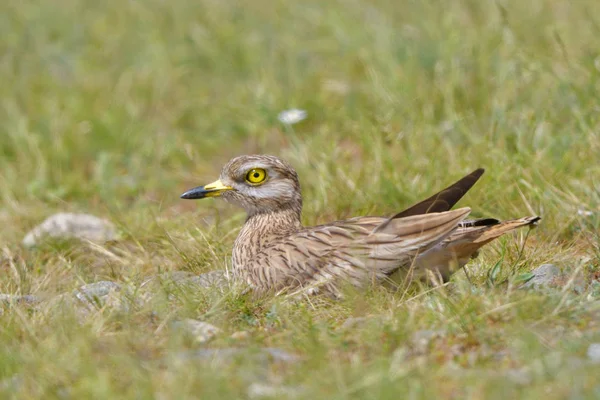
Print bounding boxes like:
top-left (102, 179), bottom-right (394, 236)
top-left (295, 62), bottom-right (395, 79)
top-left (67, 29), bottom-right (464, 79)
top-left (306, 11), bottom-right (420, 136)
top-left (1, 0), bottom-right (600, 398)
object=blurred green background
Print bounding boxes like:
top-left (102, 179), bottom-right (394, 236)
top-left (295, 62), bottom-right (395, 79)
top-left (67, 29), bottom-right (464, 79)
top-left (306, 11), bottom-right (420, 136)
top-left (1, 0), bottom-right (600, 398)
top-left (2, 0), bottom-right (599, 227)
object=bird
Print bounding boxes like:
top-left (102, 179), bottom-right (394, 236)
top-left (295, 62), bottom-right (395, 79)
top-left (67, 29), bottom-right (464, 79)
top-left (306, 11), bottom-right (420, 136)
top-left (181, 155), bottom-right (540, 297)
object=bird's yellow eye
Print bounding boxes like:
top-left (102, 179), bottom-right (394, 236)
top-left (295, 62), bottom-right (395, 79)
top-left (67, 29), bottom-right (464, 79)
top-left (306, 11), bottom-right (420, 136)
top-left (245, 168), bottom-right (267, 185)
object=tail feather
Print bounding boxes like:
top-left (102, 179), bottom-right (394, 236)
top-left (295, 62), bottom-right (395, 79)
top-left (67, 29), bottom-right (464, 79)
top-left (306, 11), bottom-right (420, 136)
top-left (454, 216), bottom-right (540, 244)
top-left (404, 215), bottom-right (541, 281)
top-left (384, 168), bottom-right (541, 284)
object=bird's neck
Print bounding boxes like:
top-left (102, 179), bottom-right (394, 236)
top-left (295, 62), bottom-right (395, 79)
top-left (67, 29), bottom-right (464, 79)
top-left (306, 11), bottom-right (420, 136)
top-left (232, 208), bottom-right (302, 271)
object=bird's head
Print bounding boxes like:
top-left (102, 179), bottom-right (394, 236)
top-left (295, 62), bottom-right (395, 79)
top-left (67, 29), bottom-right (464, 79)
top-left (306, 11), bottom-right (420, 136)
top-left (181, 155), bottom-right (303, 216)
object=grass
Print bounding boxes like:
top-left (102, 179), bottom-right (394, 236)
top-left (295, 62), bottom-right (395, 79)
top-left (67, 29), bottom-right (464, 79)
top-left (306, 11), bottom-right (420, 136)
top-left (1, 0), bottom-right (600, 398)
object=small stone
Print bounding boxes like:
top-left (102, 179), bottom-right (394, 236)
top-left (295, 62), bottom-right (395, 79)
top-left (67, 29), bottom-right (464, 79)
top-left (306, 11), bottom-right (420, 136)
top-left (173, 319), bottom-right (221, 344)
top-left (176, 347), bottom-right (300, 365)
top-left (0, 294), bottom-right (40, 305)
top-left (23, 213), bottom-right (118, 247)
top-left (187, 270), bottom-right (229, 289)
top-left (0, 374), bottom-right (22, 391)
top-left (573, 280), bottom-right (588, 295)
top-left (523, 264), bottom-right (561, 289)
top-left (587, 343), bottom-right (600, 364)
top-left (73, 281), bottom-right (121, 304)
top-left (566, 356), bottom-right (586, 369)
top-left (505, 368), bottom-right (532, 385)
top-left (411, 330), bottom-right (445, 354)
top-left (45, 281), bottom-right (137, 320)
top-left (263, 348), bottom-right (300, 363)
top-left (341, 316), bottom-right (370, 329)
top-left (247, 383), bottom-right (303, 399)
top-left (230, 330), bottom-right (251, 340)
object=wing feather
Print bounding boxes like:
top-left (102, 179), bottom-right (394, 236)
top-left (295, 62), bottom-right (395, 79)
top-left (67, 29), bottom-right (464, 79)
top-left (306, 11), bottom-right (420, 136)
top-left (243, 208), bottom-right (471, 294)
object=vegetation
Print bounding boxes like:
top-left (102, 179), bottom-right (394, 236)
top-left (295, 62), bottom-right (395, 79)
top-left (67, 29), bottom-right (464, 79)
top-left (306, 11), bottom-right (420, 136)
top-left (1, 0), bottom-right (599, 398)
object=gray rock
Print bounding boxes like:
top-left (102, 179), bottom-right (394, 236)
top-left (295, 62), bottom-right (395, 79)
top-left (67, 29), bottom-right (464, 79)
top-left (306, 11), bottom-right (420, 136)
top-left (140, 271), bottom-right (192, 291)
top-left (176, 347), bottom-right (301, 365)
top-left (187, 270), bottom-right (229, 289)
top-left (65, 281), bottom-right (142, 321)
top-left (587, 343), bottom-right (600, 364)
top-left (23, 213), bottom-right (118, 247)
top-left (73, 281), bottom-right (121, 303)
top-left (67, 281), bottom-right (138, 316)
top-left (172, 319), bottom-right (221, 343)
top-left (0, 294), bottom-right (40, 305)
top-left (523, 264), bottom-right (561, 288)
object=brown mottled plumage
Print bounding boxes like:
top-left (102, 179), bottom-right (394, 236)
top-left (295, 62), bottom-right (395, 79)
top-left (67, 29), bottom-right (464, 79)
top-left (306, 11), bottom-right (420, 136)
top-left (181, 155), bottom-right (540, 297)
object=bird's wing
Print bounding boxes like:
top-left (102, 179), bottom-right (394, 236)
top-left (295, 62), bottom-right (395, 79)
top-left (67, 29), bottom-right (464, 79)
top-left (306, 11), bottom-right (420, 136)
top-left (393, 168), bottom-right (484, 218)
top-left (242, 208), bottom-right (471, 295)
top-left (411, 216), bottom-right (541, 280)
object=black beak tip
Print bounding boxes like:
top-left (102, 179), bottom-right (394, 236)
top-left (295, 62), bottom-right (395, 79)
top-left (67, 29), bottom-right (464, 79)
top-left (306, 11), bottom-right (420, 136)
top-left (180, 188), bottom-right (202, 200)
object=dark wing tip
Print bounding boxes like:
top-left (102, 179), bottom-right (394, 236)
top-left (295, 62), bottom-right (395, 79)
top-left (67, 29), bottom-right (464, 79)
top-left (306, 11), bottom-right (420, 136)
top-left (472, 168), bottom-right (485, 178)
top-left (459, 218), bottom-right (501, 228)
top-left (392, 168), bottom-right (486, 219)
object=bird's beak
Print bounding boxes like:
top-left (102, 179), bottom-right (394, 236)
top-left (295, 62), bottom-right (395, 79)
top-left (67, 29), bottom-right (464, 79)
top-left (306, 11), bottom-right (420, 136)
top-left (180, 179), bottom-right (233, 199)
